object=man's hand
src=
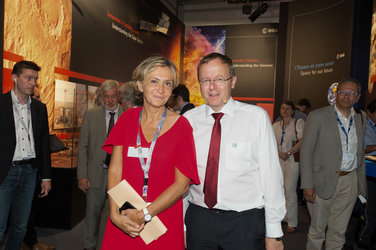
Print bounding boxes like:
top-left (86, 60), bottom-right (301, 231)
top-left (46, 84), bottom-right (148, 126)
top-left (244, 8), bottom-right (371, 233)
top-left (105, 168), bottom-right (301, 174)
top-left (303, 188), bottom-right (316, 203)
top-left (78, 178), bottom-right (90, 193)
top-left (39, 180), bottom-right (51, 197)
top-left (266, 237), bottom-right (284, 250)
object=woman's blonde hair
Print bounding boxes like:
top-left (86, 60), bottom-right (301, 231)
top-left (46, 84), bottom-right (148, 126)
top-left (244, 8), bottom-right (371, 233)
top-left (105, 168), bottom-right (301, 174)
top-left (132, 56), bottom-right (178, 89)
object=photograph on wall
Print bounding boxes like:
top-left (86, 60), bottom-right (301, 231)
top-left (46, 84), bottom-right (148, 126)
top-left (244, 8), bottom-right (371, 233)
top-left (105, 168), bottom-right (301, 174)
top-left (184, 23), bottom-right (278, 119)
top-left (367, 1), bottom-right (376, 104)
top-left (184, 26), bottom-right (226, 106)
top-left (75, 83), bottom-right (87, 127)
top-left (54, 80), bottom-right (75, 130)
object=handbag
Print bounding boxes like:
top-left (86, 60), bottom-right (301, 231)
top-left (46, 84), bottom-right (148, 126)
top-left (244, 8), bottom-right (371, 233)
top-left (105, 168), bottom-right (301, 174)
top-left (292, 119), bottom-right (300, 162)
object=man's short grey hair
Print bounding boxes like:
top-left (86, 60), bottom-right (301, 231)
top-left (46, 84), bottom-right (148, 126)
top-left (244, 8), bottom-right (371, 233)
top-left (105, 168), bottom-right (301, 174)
top-left (337, 77), bottom-right (361, 93)
top-left (120, 81), bottom-right (137, 105)
top-left (100, 79), bottom-right (120, 94)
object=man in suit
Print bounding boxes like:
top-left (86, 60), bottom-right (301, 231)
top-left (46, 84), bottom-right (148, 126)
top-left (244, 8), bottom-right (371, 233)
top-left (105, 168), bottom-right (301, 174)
top-left (172, 84), bottom-right (195, 115)
top-left (77, 80), bottom-right (124, 250)
top-left (0, 60), bottom-right (51, 250)
top-left (300, 77), bottom-right (367, 250)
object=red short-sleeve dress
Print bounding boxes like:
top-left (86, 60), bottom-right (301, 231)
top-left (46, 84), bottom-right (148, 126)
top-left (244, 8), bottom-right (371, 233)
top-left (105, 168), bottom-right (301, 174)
top-left (101, 107), bottom-right (200, 250)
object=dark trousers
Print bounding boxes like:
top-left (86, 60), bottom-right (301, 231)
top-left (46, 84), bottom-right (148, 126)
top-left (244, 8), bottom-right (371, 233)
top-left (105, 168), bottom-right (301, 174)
top-left (23, 181), bottom-right (41, 247)
top-left (359, 177), bottom-right (376, 246)
top-left (185, 203), bottom-right (265, 250)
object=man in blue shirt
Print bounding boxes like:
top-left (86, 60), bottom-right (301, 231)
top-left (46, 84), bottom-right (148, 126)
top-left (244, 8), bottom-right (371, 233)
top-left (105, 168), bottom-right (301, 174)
top-left (358, 99), bottom-right (376, 249)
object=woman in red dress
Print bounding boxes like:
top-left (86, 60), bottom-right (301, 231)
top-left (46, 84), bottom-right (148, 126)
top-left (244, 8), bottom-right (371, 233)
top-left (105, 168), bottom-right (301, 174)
top-left (101, 56), bottom-right (200, 249)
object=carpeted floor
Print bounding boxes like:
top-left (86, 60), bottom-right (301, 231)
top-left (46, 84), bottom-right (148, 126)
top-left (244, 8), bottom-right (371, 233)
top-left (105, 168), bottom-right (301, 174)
top-left (1, 204), bottom-right (368, 250)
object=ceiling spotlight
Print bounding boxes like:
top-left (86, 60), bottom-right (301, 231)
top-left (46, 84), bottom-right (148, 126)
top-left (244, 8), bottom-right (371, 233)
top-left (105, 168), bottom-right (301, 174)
top-left (242, 5), bottom-right (252, 15)
top-left (248, 2), bottom-right (269, 22)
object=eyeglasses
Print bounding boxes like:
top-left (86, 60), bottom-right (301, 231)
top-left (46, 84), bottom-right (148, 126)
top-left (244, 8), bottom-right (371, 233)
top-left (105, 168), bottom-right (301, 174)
top-left (199, 76), bottom-right (232, 86)
top-left (337, 90), bottom-right (358, 97)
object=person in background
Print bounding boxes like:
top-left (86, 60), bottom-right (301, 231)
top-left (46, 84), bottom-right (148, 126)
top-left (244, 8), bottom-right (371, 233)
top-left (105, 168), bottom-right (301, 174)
top-left (23, 87), bottom-right (55, 250)
top-left (171, 84), bottom-right (195, 115)
top-left (119, 81), bottom-right (141, 111)
top-left (77, 80), bottom-right (124, 250)
top-left (101, 56), bottom-right (199, 250)
top-left (275, 101), bottom-right (307, 122)
top-left (296, 98), bottom-right (311, 116)
top-left (357, 99), bottom-right (376, 249)
top-left (184, 52), bottom-right (285, 250)
top-left (300, 77), bottom-right (367, 250)
top-left (273, 101), bottom-right (304, 233)
top-left (0, 60), bottom-right (52, 250)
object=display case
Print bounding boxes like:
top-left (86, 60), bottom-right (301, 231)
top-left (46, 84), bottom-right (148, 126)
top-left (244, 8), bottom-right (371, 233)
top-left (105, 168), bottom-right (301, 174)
top-left (52, 79), bottom-right (99, 168)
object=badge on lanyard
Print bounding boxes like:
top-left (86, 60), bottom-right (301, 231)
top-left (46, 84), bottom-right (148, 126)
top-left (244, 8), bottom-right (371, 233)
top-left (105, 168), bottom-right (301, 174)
top-left (136, 108), bottom-right (167, 201)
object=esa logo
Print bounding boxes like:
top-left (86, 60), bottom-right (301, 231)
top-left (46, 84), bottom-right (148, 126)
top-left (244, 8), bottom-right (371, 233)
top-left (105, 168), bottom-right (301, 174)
top-left (262, 27), bottom-right (278, 34)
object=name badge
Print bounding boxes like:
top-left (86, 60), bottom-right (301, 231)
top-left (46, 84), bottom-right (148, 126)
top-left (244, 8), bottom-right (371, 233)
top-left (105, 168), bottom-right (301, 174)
top-left (343, 153), bottom-right (355, 162)
top-left (128, 146), bottom-right (149, 158)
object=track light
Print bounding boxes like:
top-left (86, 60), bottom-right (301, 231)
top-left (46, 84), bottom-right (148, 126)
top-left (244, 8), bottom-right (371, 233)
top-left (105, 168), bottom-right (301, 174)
top-left (248, 2), bottom-right (269, 22)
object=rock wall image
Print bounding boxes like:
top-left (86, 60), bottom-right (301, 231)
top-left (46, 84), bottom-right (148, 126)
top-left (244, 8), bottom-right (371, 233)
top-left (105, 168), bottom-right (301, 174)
top-left (4, 0), bottom-right (72, 130)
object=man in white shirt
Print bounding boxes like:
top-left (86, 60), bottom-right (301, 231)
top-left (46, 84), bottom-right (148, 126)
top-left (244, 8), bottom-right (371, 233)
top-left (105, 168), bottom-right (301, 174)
top-left (77, 80), bottom-right (124, 250)
top-left (184, 52), bottom-right (285, 250)
top-left (300, 78), bottom-right (367, 250)
top-left (0, 60), bottom-right (51, 250)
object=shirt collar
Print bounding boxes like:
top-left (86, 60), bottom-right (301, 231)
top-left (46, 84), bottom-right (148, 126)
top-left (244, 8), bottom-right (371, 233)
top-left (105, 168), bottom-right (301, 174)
top-left (105, 105), bottom-right (119, 116)
top-left (11, 89), bottom-right (31, 106)
top-left (204, 97), bottom-right (235, 119)
top-left (334, 104), bottom-right (354, 120)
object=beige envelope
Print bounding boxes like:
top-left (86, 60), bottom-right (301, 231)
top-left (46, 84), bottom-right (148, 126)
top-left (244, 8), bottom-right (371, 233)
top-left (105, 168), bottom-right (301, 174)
top-left (107, 180), bottom-right (167, 245)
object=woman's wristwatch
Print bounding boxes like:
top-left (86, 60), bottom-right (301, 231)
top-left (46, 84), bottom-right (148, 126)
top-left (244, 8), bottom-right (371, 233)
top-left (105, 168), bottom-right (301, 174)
top-left (143, 207), bottom-right (152, 223)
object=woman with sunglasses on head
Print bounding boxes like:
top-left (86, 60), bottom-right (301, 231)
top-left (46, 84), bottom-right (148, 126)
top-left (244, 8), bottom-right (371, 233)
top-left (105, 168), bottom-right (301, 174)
top-left (101, 56), bottom-right (200, 250)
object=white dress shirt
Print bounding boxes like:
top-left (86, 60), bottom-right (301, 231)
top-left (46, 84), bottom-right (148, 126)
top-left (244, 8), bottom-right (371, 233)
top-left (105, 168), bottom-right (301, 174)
top-left (11, 90), bottom-right (36, 161)
top-left (334, 105), bottom-right (358, 172)
top-left (184, 97), bottom-right (286, 237)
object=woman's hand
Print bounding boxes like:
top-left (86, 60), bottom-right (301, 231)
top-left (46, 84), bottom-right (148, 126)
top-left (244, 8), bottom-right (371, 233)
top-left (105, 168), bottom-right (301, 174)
top-left (278, 151), bottom-right (289, 161)
top-left (111, 209), bottom-right (145, 237)
top-left (123, 208), bottom-right (146, 227)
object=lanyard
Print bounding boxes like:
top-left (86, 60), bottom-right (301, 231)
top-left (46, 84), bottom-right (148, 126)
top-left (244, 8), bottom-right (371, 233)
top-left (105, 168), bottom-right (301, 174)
top-left (137, 108), bottom-right (167, 200)
top-left (280, 121), bottom-right (286, 145)
top-left (334, 109), bottom-right (353, 147)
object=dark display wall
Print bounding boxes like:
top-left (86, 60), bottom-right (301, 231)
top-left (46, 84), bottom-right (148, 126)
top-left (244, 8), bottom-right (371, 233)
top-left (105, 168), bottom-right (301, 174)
top-left (226, 24), bottom-right (278, 100)
top-left (284, 0), bottom-right (354, 110)
top-left (70, 0), bottom-right (183, 84)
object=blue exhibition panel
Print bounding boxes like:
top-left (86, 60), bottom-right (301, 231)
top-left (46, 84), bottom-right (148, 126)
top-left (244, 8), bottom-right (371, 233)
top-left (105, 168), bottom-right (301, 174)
top-left (365, 160), bottom-right (376, 178)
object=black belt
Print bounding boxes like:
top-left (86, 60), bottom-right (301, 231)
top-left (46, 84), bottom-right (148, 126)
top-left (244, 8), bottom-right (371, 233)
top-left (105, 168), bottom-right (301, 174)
top-left (12, 159), bottom-right (34, 166)
top-left (208, 208), bottom-right (236, 214)
top-left (192, 203), bottom-right (235, 214)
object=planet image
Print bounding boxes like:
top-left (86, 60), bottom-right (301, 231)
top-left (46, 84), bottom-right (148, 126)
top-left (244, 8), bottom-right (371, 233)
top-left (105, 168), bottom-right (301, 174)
top-left (328, 82), bottom-right (338, 105)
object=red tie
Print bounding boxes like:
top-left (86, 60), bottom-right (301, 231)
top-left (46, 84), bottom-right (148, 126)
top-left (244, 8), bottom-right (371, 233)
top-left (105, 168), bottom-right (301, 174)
top-left (204, 112), bottom-right (224, 209)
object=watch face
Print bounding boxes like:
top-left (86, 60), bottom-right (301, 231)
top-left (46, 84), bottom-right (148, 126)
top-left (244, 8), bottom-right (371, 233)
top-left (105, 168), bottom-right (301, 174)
top-left (145, 214), bottom-right (152, 222)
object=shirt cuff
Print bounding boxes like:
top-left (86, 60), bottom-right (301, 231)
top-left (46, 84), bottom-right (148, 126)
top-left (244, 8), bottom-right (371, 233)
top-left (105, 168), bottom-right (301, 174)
top-left (42, 179), bottom-right (51, 181)
top-left (265, 222), bottom-right (283, 238)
